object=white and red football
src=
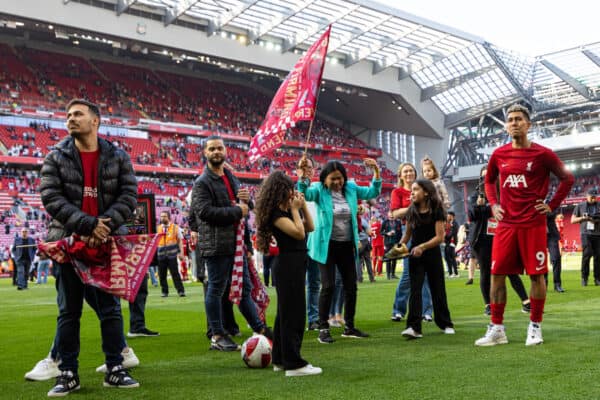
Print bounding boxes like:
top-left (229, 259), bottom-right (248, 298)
top-left (241, 334), bottom-right (272, 368)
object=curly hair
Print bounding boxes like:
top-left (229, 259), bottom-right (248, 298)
top-left (255, 170), bottom-right (294, 253)
top-left (406, 179), bottom-right (446, 229)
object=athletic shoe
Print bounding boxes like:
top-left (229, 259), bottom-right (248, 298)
top-left (484, 304), bottom-right (491, 316)
top-left (103, 365), bottom-right (140, 388)
top-left (328, 319), bottom-right (342, 328)
top-left (272, 364), bottom-right (283, 372)
top-left (259, 326), bottom-right (274, 341)
top-left (178, 292), bottom-right (186, 297)
top-left (465, 279), bottom-right (474, 285)
top-left (401, 327), bottom-right (423, 339)
top-left (161, 293), bottom-right (168, 297)
top-left (525, 322), bottom-right (544, 346)
top-left (521, 302), bottom-right (531, 314)
top-left (25, 356), bottom-right (61, 381)
top-left (422, 315), bottom-right (433, 322)
top-left (341, 327), bottom-right (370, 338)
top-left (443, 327), bottom-right (456, 334)
top-left (307, 321), bottom-right (319, 331)
top-left (285, 364), bottom-right (322, 377)
top-left (47, 370), bottom-right (80, 397)
top-left (318, 329), bottom-right (334, 344)
top-left (210, 335), bottom-right (240, 351)
top-left (474, 324), bottom-right (508, 346)
top-left (391, 313), bottom-right (403, 322)
top-left (96, 347), bottom-right (140, 373)
top-left (127, 328), bottom-right (160, 337)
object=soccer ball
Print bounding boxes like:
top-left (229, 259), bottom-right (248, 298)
top-left (241, 334), bottom-right (272, 368)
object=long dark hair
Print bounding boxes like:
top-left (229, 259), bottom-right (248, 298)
top-left (255, 170), bottom-right (294, 253)
top-left (320, 161), bottom-right (348, 194)
top-left (406, 179), bottom-right (446, 229)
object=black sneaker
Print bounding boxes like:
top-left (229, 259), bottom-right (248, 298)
top-left (484, 304), bottom-right (491, 316)
top-left (210, 335), bottom-right (240, 351)
top-left (103, 365), bottom-right (139, 388)
top-left (258, 326), bottom-right (274, 341)
top-left (178, 292), bottom-right (186, 297)
top-left (342, 327), bottom-right (370, 338)
top-left (48, 370), bottom-right (80, 397)
top-left (127, 328), bottom-right (160, 337)
top-left (521, 302), bottom-right (531, 314)
top-left (307, 321), bottom-right (320, 331)
top-left (318, 329), bottom-right (334, 344)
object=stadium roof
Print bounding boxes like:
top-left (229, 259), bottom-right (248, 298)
top-left (108, 0), bottom-right (600, 126)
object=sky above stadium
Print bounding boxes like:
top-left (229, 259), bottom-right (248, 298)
top-left (378, 0), bottom-right (599, 56)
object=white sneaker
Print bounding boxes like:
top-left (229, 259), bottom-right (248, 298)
top-left (443, 327), bottom-right (456, 335)
top-left (273, 364), bottom-right (283, 372)
top-left (474, 324), bottom-right (508, 346)
top-left (525, 322), bottom-right (544, 346)
top-left (24, 355), bottom-right (60, 381)
top-left (401, 327), bottom-right (423, 339)
top-left (328, 319), bottom-right (342, 328)
top-left (422, 315), bottom-right (433, 322)
top-left (96, 347), bottom-right (140, 373)
top-left (285, 364), bottom-right (322, 377)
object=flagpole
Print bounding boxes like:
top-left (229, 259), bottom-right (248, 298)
top-left (303, 25), bottom-right (331, 156)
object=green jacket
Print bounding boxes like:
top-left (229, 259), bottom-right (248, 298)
top-left (297, 177), bottom-right (382, 264)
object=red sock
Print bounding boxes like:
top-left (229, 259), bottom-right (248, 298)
top-left (530, 297), bottom-right (545, 323)
top-left (490, 303), bottom-right (506, 325)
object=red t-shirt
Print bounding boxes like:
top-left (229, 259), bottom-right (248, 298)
top-left (370, 220), bottom-right (384, 247)
top-left (484, 142), bottom-right (574, 228)
top-left (79, 150), bottom-right (99, 217)
top-left (390, 187), bottom-right (411, 211)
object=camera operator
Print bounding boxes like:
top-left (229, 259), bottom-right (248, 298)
top-left (571, 188), bottom-right (600, 286)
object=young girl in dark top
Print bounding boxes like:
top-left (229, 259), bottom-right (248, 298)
top-left (255, 171), bottom-right (322, 377)
top-left (398, 179), bottom-right (455, 338)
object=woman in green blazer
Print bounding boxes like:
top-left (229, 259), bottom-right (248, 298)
top-left (297, 158), bottom-right (381, 344)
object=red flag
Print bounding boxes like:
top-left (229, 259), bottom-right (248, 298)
top-left (248, 25), bottom-right (331, 162)
top-left (38, 234), bottom-right (161, 303)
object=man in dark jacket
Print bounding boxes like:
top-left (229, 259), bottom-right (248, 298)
top-left (189, 135), bottom-right (270, 352)
top-left (444, 211), bottom-right (459, 277)
top-left (12, 228), bottom-right (35, 290)
top-left (40, 99), bottom-right (139, 396)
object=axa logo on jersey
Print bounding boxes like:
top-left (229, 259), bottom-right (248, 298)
top-left (503, 174), bottom-right (528, 188)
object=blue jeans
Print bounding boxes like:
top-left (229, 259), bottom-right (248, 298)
top-left (392, 255), bottom-right (433, 317)
top-left (16, 260), bottom-right (29, 288)
top-left (54, 262), bottom-right (125, 373)
top-left (305, 257), bottom-right (320, 324)
top-left (205, 255), bottom-right (264, 336)
top-left (148, 265), bottom-right (158, 286)
top-left (329, 267), bottom-right (344, 316)
top-left (37, 260), bottom-right (51, 284)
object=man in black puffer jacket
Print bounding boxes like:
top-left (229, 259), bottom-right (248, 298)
top-left (40, 99), bottom-right (139, 396)
top-left (189, 135), bottom-right (270, 352)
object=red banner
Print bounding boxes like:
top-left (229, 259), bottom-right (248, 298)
top-left (38, 234), bottom-right (161, 302)
top-left (248, 25), bottom-right (331, 162)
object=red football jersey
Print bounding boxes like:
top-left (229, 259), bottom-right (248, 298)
top-left (370, 220), bottom-right (384, 247)
top-left (484, 142), bottom-right (574, 228)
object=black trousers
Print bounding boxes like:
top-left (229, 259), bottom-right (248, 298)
top-left (263, 255), bottom-right (276, 287)
top-left (318, 241), bottom-right (357, 329)
top-left (444, 245), bottom-right (458, 275)
top-left (129, 274), bottom-right (148, 332)
top-left (473, 240), bottom-right (528, 305)
top-left (581, 235), bottom-right (600, 281)
top-left (272, 252), bottom-right (308, 370)
top-left (407, 248), bottom-right (453, 333)
top-left (158, 256), bottom-right (185, 295)
top-left (547, 237), bottom-right (562, 285)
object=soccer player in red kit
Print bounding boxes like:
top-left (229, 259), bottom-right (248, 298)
top-left (370, 216), bottom-right (384, 275)
top-left (474, 104), bottom-right (574, 347)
